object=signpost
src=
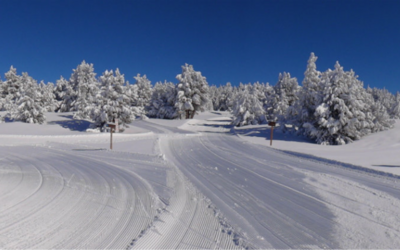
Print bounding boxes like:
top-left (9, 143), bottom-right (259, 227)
top-left (268, 121), bottom-right (276, 146)
top-left (108, 122), bottom-right (116, 150)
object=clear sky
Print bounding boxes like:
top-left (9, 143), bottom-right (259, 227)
top-left (1, 0), bottom-right (400, 93)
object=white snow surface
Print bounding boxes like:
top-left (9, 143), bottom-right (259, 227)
top-left (1, 111), bottom-right (400, 248)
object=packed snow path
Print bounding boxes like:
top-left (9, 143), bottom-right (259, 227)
top-left (0, 145), bottom-right (163, 249)
top-left (159, 127), bottom-right (400, 248)
top-left (2, 114), bottom-right (400, 249)
top-left (0, 141), bottom-right (242, 249)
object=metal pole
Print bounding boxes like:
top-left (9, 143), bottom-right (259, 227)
top-left (270, 126), bottom-right (274, 146)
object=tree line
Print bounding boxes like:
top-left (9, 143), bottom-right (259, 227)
top-left (0, 53), bottom-right (397, 144)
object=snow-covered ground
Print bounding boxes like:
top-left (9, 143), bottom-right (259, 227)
top-left (1, 111), bottom-right (400, 248)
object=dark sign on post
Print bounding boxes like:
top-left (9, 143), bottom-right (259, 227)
top-left (268, 121), bottom-right (276, 146)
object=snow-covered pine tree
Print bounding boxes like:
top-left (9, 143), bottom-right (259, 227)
top-left (9, 72), bottom-right (46, 124)
top-left (88, 69), bottom-right (133, 131)
top-left (367, 87), bottom-right (396, 117)
top-left (208, 85), bottom-right (219, 111)
top-left (175, 63), bottom-right (209, 119)
top-left (216, 82), bottom-right (235, 111)
top-left (147, 81), bottom-right (178, 119)
top-left (270, 72), bottom-right (299, 124)
top-left (72, 61), bottom-right (99, 119)
top-left (0, 66), bottom-right (22, 111)
top-left (262, 83), bottom-right (276, 121)
top-left (289, 52), bottom-right (323, 134)
top-left (231, 83), bottom-right (266, 126)
top-left (390, 92), bottom-right (400, 119)
top-left (57, 61), bottom-right (99, 115)
top-left (54, 76), bottom-right (73, 112)
top-left (304, 62), bottom-right (393, 145)
top-left (131, 74), bottom-right (152, 118)
top-left (39, 81), bottom-right (59, 112)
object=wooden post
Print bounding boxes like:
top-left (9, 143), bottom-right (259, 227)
top-left (110, 127), bottom-right (113, 150)
top-left (108, 123), bottom-right (116, 150)
top-left (270, 126), bottom-right (273, 146)
top-left (268, 121), bottom-right (276, 146)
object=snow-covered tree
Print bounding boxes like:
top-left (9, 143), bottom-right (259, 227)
top-left (131, 74), bottom-right (152, 117)
top-left (268, 72), bottom-right (299, 123)
top-left (39, 81), bottom-right (58, 112)
top-left (390, 92), bottom-right (400, 119)
top-left (147, 81), bottom-right (178, 119)
top-left (289, 53), bottom-right (323, 133)
top-left (71, 61), bottom-right (99, 119)
top-left (87, 69), bottom-right (133, 131)
top-left (9, 72), bottom-right (46, 124)
top-left (0, 66), bottom-right (23, 111)
top-left (263, 83), bottom-right (277, 121)
top-left (57, 61), bottom-right (99, 115)
top-left (54, 76), bottom-right (73, 112)
top-left (367, 87), bottom-right (396, 117)
top-left (208, 85), bottom-right (219, 111)
top-left (175, 63), bottom-right (210, 118)
top-left (216, 82), bottom-right (235, 111)
top-left (231, 83), bottom-right (266, 126)
top-left (303, 62), bottom-right (393, 145)
top-left (132, 74), bottom-right (152, 106)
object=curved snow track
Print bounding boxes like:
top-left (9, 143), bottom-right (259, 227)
top-left (0, 145), bottom-right (160, 249)
top-left (162, 131), bottom-right (400, 249)
top-left (2, 117), bottom-right (400, 249)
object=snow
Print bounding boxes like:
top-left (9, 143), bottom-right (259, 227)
top-left (235, 117), bottom-right (400, 176)
top-left (1, 111), bottom-right (400, 248)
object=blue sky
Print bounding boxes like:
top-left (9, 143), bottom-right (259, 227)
top-left (1, 0), bottom-right (400, 93)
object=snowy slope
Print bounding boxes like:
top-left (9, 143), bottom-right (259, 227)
top-left (1, 111), bottom-right (400, 248)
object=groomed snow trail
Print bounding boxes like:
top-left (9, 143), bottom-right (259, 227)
top-left (161, 129), bottom-right (400, 249)
top-left (0, 139), bottom-right (245, 249)
top-left (2, 114), bottom-right (400, 249)
top-left (0, 145), bottom-right (162, 249)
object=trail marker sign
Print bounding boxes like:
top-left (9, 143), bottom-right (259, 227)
top-left (268, 121), bottom-right (276, 146)
top-left (108, 122), bottom-right (116, 150)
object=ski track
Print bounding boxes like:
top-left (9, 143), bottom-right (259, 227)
top-left (162, 130), bottom-right (400, 249)
top-left (2, 117), bottom-right (400, 248)
top-left (0, 145), bottom-right (159, 249)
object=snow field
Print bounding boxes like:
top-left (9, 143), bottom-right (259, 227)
top-left (2, 111), bottom-right (400, 248)
top-left (303, 171), bottom-right (400, 248)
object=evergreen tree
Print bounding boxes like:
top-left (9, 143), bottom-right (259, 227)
top-left (216, 82), bottom-right (235, 111)
top-left (390, 92), bottom-right (400, 119)
top-left (231, 83), bottom-right (266, 126)
top-left (39, 81), bottom-right (59, 112)
top-left (175, 63), bottom-right (210, 118)
top-left (9, 72), bottom-right (46, 124)
top-left (147, 81), bottom-right (178, 119)
top-left (88, 69), bottom-right (133, 131)
top-left (57, 61), bottom-right (99, 114)
top-left (54, 76), bottom-right (73, 112)
top-left (72, 61), bottom-right (99, 118)
top-left (270, 72), bottom-right (299, 123)
top-left (131, 74), bottom-right (152, 117)
top-left (1, 66), bottom-right (22, 111)
top-left (208, 85), bottom-right (219, 111)
top-left (304, 62), bottom-right (393, 145)
top-left (263, 83), bottom-right (277, 121)
top-left (290, 52), bottom-right (323, 134)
